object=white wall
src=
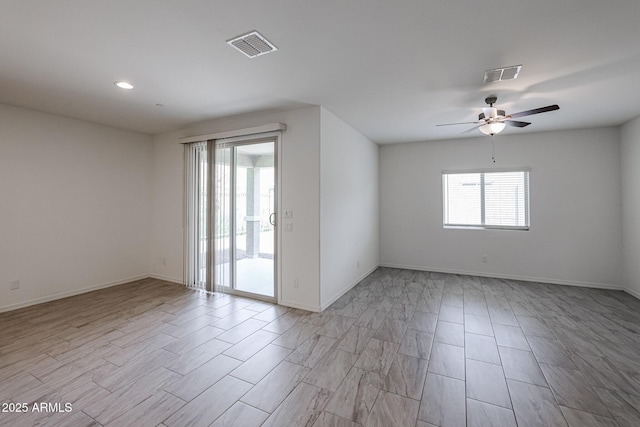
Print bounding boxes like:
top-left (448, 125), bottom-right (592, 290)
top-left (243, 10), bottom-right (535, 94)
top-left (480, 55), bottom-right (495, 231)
top-left (621, 116), bottom-right (640, 298)
top-left (1, 101), bottom-right (630, 313)
top-left (0, 104), bottom-right (152, 312)
top-left (319, 108), bottom-right (379, 309)
top-left (380, 127), bottom-right (623, 289)
top-left (150, 106), bottom-right (323, 311)
top-left (148, 129), bottom-right (185, 284)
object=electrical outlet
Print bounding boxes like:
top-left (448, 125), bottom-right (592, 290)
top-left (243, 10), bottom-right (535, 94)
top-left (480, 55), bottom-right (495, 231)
top-left (285, 223), bottom-right (293, 232)
top-left (293, 278), bottom-right (299, 288)
top-left (357, 261), bottom-right (360, 269)
top-left (161, 257), bottom-right (167, 266)
top-left (482, 255), bottom-right (488, 264)
top-left (9, 280), bottom-right (20, 290)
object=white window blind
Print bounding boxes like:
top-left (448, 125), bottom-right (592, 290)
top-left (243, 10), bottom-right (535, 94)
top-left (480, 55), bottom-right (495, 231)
top-left (443, 169), bottom-right (530, 230)
top-left (184, 141), bottom-right (209, 289)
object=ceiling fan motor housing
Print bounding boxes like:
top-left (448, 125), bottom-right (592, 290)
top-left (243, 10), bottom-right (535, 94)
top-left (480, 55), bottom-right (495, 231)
top-left (485, 96), bottom-right (498, 106)
top-left (479, 110), bottom-right (505, 121)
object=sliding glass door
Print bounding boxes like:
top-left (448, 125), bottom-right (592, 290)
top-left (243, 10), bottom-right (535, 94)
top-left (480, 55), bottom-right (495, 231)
top-left (233, 142), bottom-right (275, 297)
top-left (210, 138), bottom-right (277, 300)
top-left (186, 137), bottom-right (277, 299)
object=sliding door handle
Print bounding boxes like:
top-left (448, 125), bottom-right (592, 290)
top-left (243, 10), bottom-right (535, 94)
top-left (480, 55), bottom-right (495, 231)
top-left (269, 213), bottom-right (276, 226)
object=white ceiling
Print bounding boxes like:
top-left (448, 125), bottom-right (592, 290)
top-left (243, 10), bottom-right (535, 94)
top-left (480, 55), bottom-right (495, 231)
top-left (2, 0), bottom-right (640, 144)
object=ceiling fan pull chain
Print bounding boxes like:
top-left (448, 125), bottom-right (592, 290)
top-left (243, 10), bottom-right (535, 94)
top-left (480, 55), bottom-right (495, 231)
top-left (491, 135), bottom-right (496, 163)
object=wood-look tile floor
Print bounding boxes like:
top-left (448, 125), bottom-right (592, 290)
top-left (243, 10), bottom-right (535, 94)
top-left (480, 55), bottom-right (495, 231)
top-left (2, 268), bottom-right (640, 426)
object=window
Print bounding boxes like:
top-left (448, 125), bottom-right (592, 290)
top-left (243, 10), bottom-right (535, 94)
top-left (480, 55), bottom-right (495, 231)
top-left (443, 169), bottom-right (530, 230)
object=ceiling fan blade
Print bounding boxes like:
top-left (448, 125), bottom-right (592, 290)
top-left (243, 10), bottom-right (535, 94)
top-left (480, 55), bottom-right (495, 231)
top-left (508, 105), bottom-right (559, 119)
top-left (461, 125), bottom-right (482, 134)
top-left (505, 120), bottom-right (531, 128)
top-left (436, 121), bottom-right (481, 127)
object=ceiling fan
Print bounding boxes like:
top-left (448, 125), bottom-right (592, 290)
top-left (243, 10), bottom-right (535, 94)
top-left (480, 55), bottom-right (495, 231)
top-left (437, 96), bottom-right (559, 136)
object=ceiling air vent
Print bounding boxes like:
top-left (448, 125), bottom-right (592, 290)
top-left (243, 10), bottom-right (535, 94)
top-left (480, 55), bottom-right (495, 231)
top-left (483, 65), bottom-right (522, 83)
top-left (227, 31), bottom-right (278, 58)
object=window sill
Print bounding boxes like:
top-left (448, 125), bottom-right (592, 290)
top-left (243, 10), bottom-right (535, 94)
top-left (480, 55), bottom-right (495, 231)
top-left (443, 225), bottom-right (530, 231)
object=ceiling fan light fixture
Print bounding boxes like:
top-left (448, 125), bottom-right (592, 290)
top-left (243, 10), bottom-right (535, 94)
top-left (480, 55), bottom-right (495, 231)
top-left (479, 122), bottom-right (506, 136)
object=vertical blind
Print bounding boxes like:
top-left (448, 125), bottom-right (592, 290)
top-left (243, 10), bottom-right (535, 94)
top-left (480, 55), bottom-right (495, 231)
top-left (184, 141), bottom-right (208, 289)
top-left (213, 141), bottom-right (231, 292)
top-left (184, 140), bottom-right (234, 292)
top-left (443, 169), bottom-right (530, 230)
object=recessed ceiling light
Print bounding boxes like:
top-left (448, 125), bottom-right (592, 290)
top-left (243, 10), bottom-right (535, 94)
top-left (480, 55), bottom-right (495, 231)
top-left (114, 81), bottom-right (134, 90)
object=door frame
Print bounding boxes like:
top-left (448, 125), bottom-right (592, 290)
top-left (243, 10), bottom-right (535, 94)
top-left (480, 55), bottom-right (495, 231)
top-left (211, 132), bottom-right (281, 303)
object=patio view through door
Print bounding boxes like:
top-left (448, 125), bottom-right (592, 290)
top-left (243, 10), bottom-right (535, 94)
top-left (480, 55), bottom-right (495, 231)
top-left (213, 139), bottom-right (276, 300)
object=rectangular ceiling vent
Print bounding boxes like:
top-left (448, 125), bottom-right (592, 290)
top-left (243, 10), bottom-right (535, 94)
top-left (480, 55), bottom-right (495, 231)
top-left (483, 65), bottom-right (522, 84)
top-left (227, 31), bottom-right (278, 58)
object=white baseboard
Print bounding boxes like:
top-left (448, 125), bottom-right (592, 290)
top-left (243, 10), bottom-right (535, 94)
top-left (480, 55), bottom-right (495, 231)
top-left (379, 263), bottom-right (623, 291)
top-left (320, 264), bottom-right (380, 311)
top-left (0, 274), bottom-right (151, 313)
top-left (149, 273), bottom-right (184, 285)
top-left (278, 265), bottom-right (380, 313)
top-left (278, 299), bottom-right (322, 313)
top-left (624, 286), bottom-right (640, 300)
top-left (4, 264), bottom-right (631, 315)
